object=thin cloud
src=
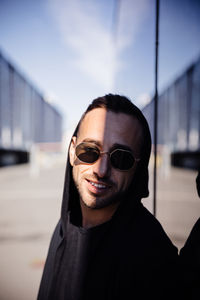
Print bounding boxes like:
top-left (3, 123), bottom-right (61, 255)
top-left (117, 0), bottom-right (150, 50)
top-left (47, 0), bottom-right (150, 90)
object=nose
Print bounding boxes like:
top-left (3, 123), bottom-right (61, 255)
top-left (93, 153), bottom-right (111, 178)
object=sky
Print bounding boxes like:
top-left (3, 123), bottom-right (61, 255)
top-left (0, 0), bottom-right (200, 132)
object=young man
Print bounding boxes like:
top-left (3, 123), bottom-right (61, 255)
top-left (38, 94), bottom-right (178, 300)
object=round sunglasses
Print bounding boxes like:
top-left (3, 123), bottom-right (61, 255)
top-left (75, 142), bottom-right (140, 171)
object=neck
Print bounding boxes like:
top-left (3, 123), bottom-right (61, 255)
top-left (80, 200), bottom-right (119, 228)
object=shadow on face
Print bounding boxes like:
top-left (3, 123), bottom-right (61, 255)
top-left (69, 108), bottom-right (144, 210)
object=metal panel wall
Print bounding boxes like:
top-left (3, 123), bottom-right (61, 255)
top-left (142, 56), bottom-right (200, 154)
top-left (0, 52), bottom-right (62, 152)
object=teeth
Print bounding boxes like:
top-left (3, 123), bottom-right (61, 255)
top-left (90, 182), bottom-right (107, 189)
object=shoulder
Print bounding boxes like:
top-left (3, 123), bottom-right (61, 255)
top-left (125, 203), bottom-right (178, 257)
top-left (134, 203), bottom-right (172, 239)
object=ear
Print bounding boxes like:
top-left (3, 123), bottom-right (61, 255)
top-left (69, 136), bottom-right (77, 166)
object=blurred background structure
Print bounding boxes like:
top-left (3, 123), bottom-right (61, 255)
top-left (0, 0), bottom-right (200, 299)
top-left (143, 55), bottom-right (200, 171)
top-left (0, 51), bottom-right (63, 167)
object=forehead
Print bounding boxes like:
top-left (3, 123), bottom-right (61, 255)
top-left (77, 108), bottom-right (143, 153)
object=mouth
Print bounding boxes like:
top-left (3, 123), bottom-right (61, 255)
top-left (86, 179), bottom-right (111, 195)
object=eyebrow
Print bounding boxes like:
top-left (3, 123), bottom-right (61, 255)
top-left (81, 139), bottom-right (132, 152)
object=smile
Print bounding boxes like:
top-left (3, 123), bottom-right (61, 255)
top-left (90, 181), bottom-right (107, 189)
top-left (86, 179), bottom-right (111, 194)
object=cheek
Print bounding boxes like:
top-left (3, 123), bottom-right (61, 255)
top-left (80, 165), bottom-right (91, 174)
top-left (73, 164), bottom-right (92, 181)
top-left (114, 171), bottom-right (133, 190)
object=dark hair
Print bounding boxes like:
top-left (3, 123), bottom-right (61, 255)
top-left (72, 94), bottom-right (152, 199)
top-left (86, 94), bottom-right (141, 115)
top-left (79, 94), bottom-right (147, 131)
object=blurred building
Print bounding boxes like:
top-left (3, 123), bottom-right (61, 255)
top-left (142, 56), bottom-right (200, 170)
top-left (0, 51), bottom-right (63, 166)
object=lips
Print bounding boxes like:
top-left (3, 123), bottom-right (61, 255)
top-left (86, 179), bottom-right (111, 195)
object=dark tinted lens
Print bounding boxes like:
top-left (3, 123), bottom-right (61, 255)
top-left (76, 143), bottom-right (99, 163)
top-left (110, 149), bottom-right (135, 170)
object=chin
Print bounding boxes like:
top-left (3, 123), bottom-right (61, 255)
top-left (82, 199), bottom-right (98, 209)
top-left (91, 197), bottom-right (118, 210)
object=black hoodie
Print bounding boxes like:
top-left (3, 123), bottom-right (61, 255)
top-left (37, 112), bottom-right (179, 300)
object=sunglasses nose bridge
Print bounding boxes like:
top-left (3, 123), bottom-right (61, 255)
top-left (93, 151), bottom-right (111, 178)
top-left (99, 150), bottom-right (109, 157)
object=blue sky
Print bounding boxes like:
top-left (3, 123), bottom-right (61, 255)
top-left (0, 0), bottom-right (200, 131)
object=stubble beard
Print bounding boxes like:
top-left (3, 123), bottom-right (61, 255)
top-left (75, 180), bottom-right (128, 211)
top-left (81, 190), bottom-right (121, 210)
top-left (73, 173), bottom-right (124, 210)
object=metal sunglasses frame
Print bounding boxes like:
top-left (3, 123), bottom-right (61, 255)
top-left (75, 142), bottom-right (140, 171)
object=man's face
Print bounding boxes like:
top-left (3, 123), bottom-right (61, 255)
top-left (69, 108), bottom-right (143, 209)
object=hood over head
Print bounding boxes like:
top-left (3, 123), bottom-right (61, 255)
top-left (60, 94), bottom-right (152, 234)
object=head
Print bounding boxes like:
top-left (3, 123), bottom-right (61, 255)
top-left (69, 94), bottom-right (151, 210)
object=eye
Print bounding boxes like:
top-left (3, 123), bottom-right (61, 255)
top-left (110, 149), bottom-right (135, 170)
top-left (76, 143), bottom-right (100, 163)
